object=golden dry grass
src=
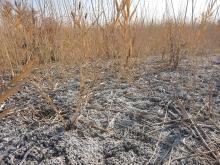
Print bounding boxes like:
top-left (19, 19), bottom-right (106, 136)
top-left (0, 0), bottom-right (219, 70)
top-left (0, 0), bottom-right (219, 110)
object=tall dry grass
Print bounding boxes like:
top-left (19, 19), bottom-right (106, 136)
top-left (0, 1), bottom-right (219, 71)
top-left (0, 0), bottom-right (220, 105)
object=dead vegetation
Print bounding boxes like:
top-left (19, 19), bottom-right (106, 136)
top-left (0, 0), bottom-right (219, 70)
top-left (0, 0), bottom-right (219, 128)
top-left (0, 0), bottom-right (220, 164)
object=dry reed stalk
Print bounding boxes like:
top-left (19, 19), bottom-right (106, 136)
top-left (11, 59), bottom-right (35, 84)
top-left (0, 85), bottom-right (20, 104)
top-left (194, 0), bottom-right (218, 48)
top-left (30, 81), bottom-right (67, 128)
top-left (113, 0), bottom-right (140, 81)
top-left (0, 108), bottom-right (14, 119)
top-left (71, 93), bottom-right (91, 126)
top-left (0, 59), bottom-right (35, 104)
top-left (0, 0), bottom-right (220, 75)
top-left (176, 99), bottom-right (218, 160)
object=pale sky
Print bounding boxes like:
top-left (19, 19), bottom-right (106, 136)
top-left (70, 0), bottom-right (220, 22)
top-left (65, 0), bottom-right (220, 22)
top-left (136, 0), bottom-right (220, 22)
top-left (6, 0), bottom-right (220, 22)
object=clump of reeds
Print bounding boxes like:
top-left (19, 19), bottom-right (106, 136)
top-left (0, 0), bottom-right (220, 126)
top-left (0, 0), bottom-right (219, 72)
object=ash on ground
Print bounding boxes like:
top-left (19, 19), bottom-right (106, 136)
top-left (0, 55), bottom-right (220, 165)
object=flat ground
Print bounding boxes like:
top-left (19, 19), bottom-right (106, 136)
top-left (0, 55), bottom-right (220, 165)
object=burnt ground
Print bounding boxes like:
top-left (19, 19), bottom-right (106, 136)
top-left (0, 55), bottom-right (220, 165)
